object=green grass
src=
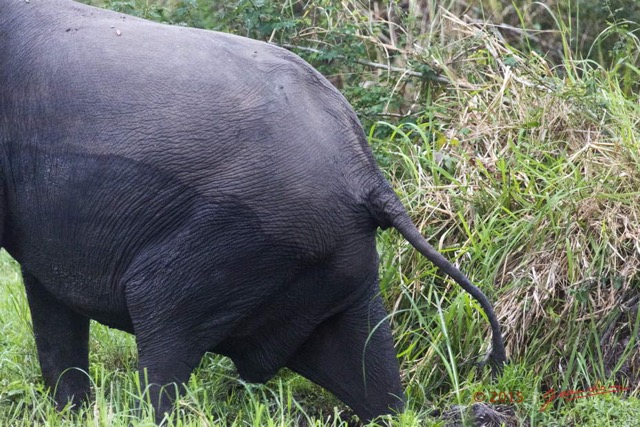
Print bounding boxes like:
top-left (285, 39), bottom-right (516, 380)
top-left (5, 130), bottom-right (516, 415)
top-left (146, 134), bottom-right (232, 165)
top-left (2, 1), bottom-right (640, 425)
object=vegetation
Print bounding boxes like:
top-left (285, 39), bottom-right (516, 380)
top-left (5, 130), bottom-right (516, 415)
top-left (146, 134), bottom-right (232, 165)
top-left (1, 0), bottom-right (639, 425)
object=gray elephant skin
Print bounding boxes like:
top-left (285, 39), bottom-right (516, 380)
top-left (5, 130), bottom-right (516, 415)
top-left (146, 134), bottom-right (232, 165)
top-left (0, 0), bottom-right (506, 423)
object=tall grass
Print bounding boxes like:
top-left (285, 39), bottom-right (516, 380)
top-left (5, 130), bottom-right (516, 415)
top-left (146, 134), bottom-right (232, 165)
top-left (1, 1), bottom-right (640, 425)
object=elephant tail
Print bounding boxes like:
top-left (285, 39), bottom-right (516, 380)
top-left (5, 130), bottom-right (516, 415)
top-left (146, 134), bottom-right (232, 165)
top-left (367, 183), bottom-right (507, 370)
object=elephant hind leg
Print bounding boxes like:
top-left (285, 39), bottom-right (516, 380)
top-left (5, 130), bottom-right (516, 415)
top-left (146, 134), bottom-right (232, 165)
top-left (287, 285), bottom-right (404, 423)
top-left (125, 291), bottom-right (215, 423)
top-left (134, 334), bottom-right (206, 424)
top-left (123, 268), bottom-right (247, 423)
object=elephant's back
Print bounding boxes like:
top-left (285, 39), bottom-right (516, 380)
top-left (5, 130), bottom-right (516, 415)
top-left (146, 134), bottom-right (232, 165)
top-left (4, 0), bottom-right (376, 195)
top-left (3, 0), bottom-right (385, 266)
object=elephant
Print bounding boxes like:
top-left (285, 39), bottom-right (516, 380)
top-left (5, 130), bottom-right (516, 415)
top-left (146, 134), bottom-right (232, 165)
top-left (0, 0), bottom-right (506, 423)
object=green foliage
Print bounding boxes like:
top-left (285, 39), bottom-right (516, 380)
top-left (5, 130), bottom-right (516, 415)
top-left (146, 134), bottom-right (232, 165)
top-left (205, 0), bottom-right (301, 40)
top-left (84, 0), bottom-right (199, 25)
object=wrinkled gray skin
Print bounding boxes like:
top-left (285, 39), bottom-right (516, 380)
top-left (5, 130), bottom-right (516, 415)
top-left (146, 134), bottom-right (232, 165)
top-left (0, 0), bottom-right (506, 423)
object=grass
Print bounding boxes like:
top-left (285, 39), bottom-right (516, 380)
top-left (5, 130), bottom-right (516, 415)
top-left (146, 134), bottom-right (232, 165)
top-left (2, 0), bottom-right (640, 425)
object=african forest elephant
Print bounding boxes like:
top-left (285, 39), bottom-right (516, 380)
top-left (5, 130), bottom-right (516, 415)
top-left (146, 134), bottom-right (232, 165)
top-left (0, 0), bottom-right (506, 423)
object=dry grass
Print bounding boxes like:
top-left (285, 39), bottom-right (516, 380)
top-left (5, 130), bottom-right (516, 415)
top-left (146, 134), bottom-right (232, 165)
top-left (366, 3), bottom-right (640, 395)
